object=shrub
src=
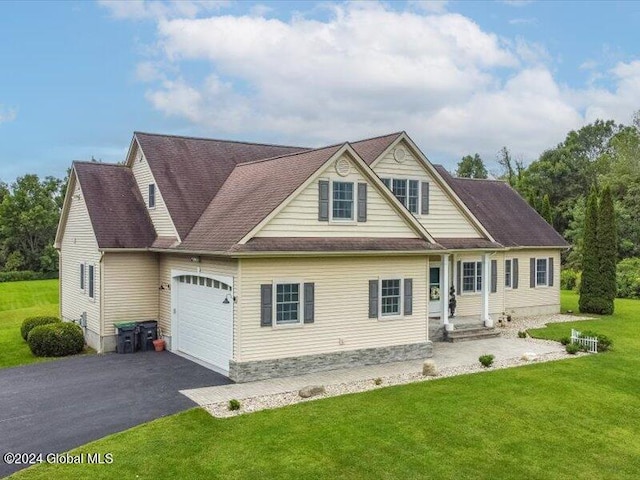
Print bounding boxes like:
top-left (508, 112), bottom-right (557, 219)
top-left (616, 258), bottom-right (640, 299)
top-left (0, 270), bottom-right (59, 283)
top-left (479, 354), bottom-right (495, 368)
top-left (566, 343), bottom-right (580, 355)
top-left (517, 331), bottom-right (527, 338)
top-left (228, 399), bottom-right (241, 411)
top-left (580, 330), bottom-right (613, 352)
top-left (27, 322), bottom-right (84, 357)
top-left (559, 336), bottom-right (571, 345)
top-left (21, 316), bottom-right (61, 341)
top-left (560, 269), bottom-right (579, 291)
top-left (374, 377), bottom-right (383, 386)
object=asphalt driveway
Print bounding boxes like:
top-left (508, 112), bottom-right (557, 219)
top-left (0, 351), bottom-right (231, 477)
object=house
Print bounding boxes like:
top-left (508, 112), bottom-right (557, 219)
top-left (55, 131), bottom-right (568, 382)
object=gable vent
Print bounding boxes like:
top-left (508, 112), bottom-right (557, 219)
top-left (394, 146), bottom-right (406, 163)
top-left (335, 157), bottom-right (351, 177)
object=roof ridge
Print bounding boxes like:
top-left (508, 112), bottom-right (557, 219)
top-left (73, 160), bottom-right (126, 168)
top-left (134, 131), bottom-right (306, 150)
top-left (234, 143), bottom-right (344, 167)
top-left (349, 131), bottom-right (404, 144)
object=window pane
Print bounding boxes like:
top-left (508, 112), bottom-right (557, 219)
top-left (505, 259), bottom-right (512, 287)
top-left (536, 259), bottom-right (547, 285)
top-left (381, 279), bottom-right (401, 316)
top-left (392, 179), bottom-right (407, 206)
top-left (462, 262), bottom-right (476, 292)
top-left (408, 180), bottom-right (419, 213)
top-left (276, 283), bottom-right (300, 324)
top-left (476, 262), bottom-right (483, 291)
top-left (332, 181), bottom-right (354, 219)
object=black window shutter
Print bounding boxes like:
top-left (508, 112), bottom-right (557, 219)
top-left (421, 182), bottom-right (430, 214)
top-left (260, 284), bottom-right (273, 327)
top-left (357, 183), bottom-right (367, 222)
top-left (456, 260), bottom-right (461, 294)
top-left (513, 259), bottom-right (519, 289)
top-left (530, 258), bottom-right (536, 288)
top-left (318, 180), bottom-right (329, 221)
top-left (491, 259), bottom-right (497, 293)
top-left (548, 257), bottom-right (554, 286)
top-left (303, 283), bottom-right (315, 323)
top-left (404, 279), bottom-right (413, 316)
top-left (368, 280), bottom-right (378, 318)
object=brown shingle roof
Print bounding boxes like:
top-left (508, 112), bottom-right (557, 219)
top-left (435, 238), bottom-right (503, 250)
top-left (135, 132), bottom-right (307, 239)
top-left (230, 237), bottom-right (439, 253)
top-left (179, 144), bottom-right (344, 252)
top-left (434, 165), bottom-right (569, 248)
top-left (351, 132), bottom-right (403, 165)
top-left (74, 162), bottom-right (157, 249)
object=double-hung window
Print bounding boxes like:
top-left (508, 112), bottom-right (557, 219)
top-left (505, 259), bottom-right (512, 288)
top-left (462, 261), bottom-right (482, 293)
top-left (80, 263), bottom-right (85, 291)
top-left (275, 283), bottom-right (300, 325)
top-left (408, 180), bottom-right (419, 214)
top-left (380, 279), bottom-right (401, 316)
top-left (536, 258), bottom-right (548, 286)
top-left (392, 179), bottom-right (407, 207)
top-left (88, 264), bottom-right (95, 299)
top-left (382, 178), bottom-right (420, 214)
top-left (332, 181), bottom-right (354, 220)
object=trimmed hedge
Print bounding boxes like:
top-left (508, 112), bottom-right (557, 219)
top-left (21, 316), bottom-right (61, 341)
top-left (0, 270), bottom-right (59, 283)
top-left (27, 322), bottom-right (85, 357)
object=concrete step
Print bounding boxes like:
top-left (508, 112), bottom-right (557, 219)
top-left (445, 327), bottom-right (500, 343)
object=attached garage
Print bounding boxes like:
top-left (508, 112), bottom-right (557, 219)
top-left (172, 273), bottom-right (233, 375)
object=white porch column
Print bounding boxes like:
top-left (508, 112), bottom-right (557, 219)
top-left (482, 253), bottom-right (493, 327)
top-left (441, 254), bottom-right (452, 331)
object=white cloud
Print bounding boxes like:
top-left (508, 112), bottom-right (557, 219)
top-left (120, 1), bottom-right (640, 165)
top-left (0, 105), bottom-right (17, 124)
top-left (98, 0), bottom-right (229, 20)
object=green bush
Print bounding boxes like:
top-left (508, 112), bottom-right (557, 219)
top-left (616, 258), bottom-right (640, 299)
top-left (21, 316), bottom-right (61, 341)
top-left (560, 336), bottom-right (571, 345)
top-left (517, 331), bottom-right (527, 338)
top-left (566, 343), bottom-right (580, 355)
top-left (228, 399), bottom-right (241, 411)
top-left (560, 269), bottom-right (579, 291)
top-left (580, 330), bottom-right (613, 352)
top-left (27, 322), bottom-right (84, 357)
top-left (479, 354), bottom-right (495, 368)
top-left (0, 270), bottom-right (59, 283)
top-left (374, 377), bottom-right (383, 386)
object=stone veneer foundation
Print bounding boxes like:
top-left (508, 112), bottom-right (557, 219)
top-left (229, 341), bottom-right (433, 383)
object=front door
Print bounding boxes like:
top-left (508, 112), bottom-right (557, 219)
top-left (429, 263), bottom-right (441, 317)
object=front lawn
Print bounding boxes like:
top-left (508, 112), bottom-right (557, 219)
top-left (11, 291), bottom-right (640, 479)
top-left (0, 279), bottom-right (59, 369)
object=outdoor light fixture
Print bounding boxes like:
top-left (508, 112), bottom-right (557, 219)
top-left (223, 293), bottom-right (232, 304)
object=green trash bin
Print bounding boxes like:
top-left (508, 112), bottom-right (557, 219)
top-left (115, 322), bottom-right (138, 354)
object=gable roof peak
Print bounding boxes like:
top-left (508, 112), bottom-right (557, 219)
top-left (133, 131), bottom-right (306, 150)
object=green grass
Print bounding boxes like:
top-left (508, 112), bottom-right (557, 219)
top-left (0, 279), bottom-right (59, 369)
top-left (11, 290), bottom-right (640, 479)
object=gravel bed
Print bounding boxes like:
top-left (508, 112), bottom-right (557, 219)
top-left (496, 313), bottom-right (594, 338)
top-left (205, 347), bottom-right (590, 418)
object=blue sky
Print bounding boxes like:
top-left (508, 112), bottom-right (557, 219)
top-left (1, 0), bottom-right (639, 182)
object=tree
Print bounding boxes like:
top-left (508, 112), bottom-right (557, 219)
top-left (496, 146), bottom-right (515, 186)
top-left (540, 194), bottom-right (553, 225)
top-left (456, 154), bottom-right (488, 179)
top-left (597, 186), bottom-right (617, 314)
top-left (579, 190), bottom-right (603, 313)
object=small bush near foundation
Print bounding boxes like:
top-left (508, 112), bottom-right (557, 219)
top-left (374, 377), bottom-right (383, 386)
top-left (228, 399), bottom-right (241, 411)
top-left (27, 323), bottom-right (84, 357)
top-left (566, 343), bottom-right (580, 355)
top-left (517, 331), bottom-right (527, 338)
top-left (560, 336), bottom-right (571, 345)
top-left (479, 354), bottom-right (495, 368)
top-left (21, 316), bottom-right (61, 341)
top-left (580, 331), bottom-right (613, 352)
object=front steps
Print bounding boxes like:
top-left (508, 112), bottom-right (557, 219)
top-left (445, 323), bottom-right (500, 343)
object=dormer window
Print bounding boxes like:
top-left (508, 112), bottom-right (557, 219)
top-left (148, 184), bottom-right (156, 209)
top-left (332, 181), bottom-right (354, 220)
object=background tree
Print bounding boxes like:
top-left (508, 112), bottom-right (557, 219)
top-left (456, 154), bottom-right (488, 179)
top-left (597, 186), bottom-right (617, 314)
top-left (496, 146), bottom-right (515, 186)
top-left (579, 190), bottom-right (602, 313)
top-left (540, 194), bottom-right (553, 225)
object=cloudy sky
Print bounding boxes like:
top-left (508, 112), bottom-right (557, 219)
top-left (1, 0), bottom-right (639, 181)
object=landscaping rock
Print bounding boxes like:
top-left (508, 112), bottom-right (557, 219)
top-left (521, 352), bottom-right (538, 362)
top-left (422, 359), bottom-right (438, 376)
top-left (298, 385), bottom-right (326, 398)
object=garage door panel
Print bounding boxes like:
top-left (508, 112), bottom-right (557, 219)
top-left (175, 275), bottom-right (233, 372)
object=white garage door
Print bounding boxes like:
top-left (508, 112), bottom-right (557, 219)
top-left (175, 274), bottom-right (233, 373)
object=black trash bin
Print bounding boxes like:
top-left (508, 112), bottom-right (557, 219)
top-left (138, 320), bottom-right (158, 352)
top-left (114, 322), bottom-right (138, 354)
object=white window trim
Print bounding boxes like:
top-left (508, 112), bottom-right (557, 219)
top-left (378, 276), bottom-right (404, 321)
top-left (80, 262), bottom-right (86, 293)
top-left (535, 258), bottom-right (549, 287)
top-left (272, 279), bottom-right (305, 328)
top-left (505, 258), bottom-right (513, 289)
top-left (329, 179), bottom-right (356, 224)
top-left (148, 183), bottom-right (156, 210)
top-left (382, 175), bottom-right (422, 216)
top-left (87, 264), bottom-right (96, 302)
top-left (461, 260), bottom-right (483, 295)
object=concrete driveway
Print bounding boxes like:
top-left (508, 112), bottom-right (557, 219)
top-left (0, 351), bottom-right (230, 478)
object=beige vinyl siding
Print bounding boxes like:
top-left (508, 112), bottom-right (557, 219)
top-left (131, 144), bottom-right (178, 238)
top-left (373, 140), bottom-right (482, 238)
top-left (60, 181), bottom-right (101, 335)
top-left (256, 155), bottom-right (418, 238)
top-left (504, 250), bottom-right (561, 312)
top-left (102, 253), bottom-right (159, 336)
top-left (453, 252), bottom-right (505, 317)
top-left (237, 256), bottom-right (428, 362)
top-left (158, 254), bottom-right (238, 355)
